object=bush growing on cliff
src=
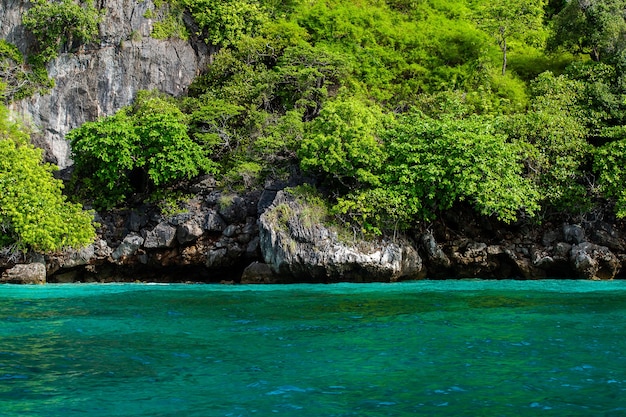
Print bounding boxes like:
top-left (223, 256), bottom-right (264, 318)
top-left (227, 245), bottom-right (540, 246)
top-left (68, 92), bottom-right (217, 209)
top-left (22, 0), bottom-right (104, 63)
top-left (0, 40), bottom-right (53, 103)
top-left (0, 106), bottom-right (95, 252)
top-left (169, 0), bottom-right (269, 47)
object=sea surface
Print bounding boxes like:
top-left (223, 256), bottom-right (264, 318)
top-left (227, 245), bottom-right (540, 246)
top-left (1, 280), bottom-right (626, 416)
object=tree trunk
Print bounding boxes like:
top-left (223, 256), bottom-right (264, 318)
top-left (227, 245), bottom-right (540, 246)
top-left (501, 37), bottom-right (507, 76)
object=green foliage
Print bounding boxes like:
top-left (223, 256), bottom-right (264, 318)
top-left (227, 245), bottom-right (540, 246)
top-left (68, 91), bottom-right (217, 209)
top-left (58, 0), bottom-right (626, 233)
top-left (22, 0), bottom-right (103, 63)
top-left (382, 112), bottom-right (540, 223)
top-left (328, 111), bottom-right (540, 234)
top-left (223, 160), bottom-right (263, 190)
top-left (151, 15), bottom-right (189, 40)
top-left (299, 97), bottom-right (387, 189)
top-left (594, 138), bottom-right (626, 217)
top-left (146, 1), bottom-right (190, 40)
top-left (0, 106), bottom-right (95, 252)
top-left (548, 0), bottom-right (626, 63)
top-left (173, 0), bottom-right (269, 47)
top-left (0, 40), bottom-right (54, 103)
top-left (473, 0), bottom-right (546, 75)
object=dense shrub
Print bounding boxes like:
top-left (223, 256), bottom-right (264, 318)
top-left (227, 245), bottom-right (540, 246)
top-left (0, 106), bottom-right (95, 252)
top-left (68, 92), bottom-right (217, 209)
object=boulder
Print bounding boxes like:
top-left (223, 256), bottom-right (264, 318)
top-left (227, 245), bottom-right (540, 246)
top-left (1, 260), bottom-right (46, 284)
top-left (241, 262), bottom-right (282, 284)
top-left (570, 242), bottom-right (620, 280)
top-left (204, 210), bottom-right (227, 232)
top-left (563, 224), bottom-right (585, 244)
top-left (111, 233), bottom-right (144, 261)
top-left (144, 222), bottom-right (177, 249)
top-left (259, 191), bottom-right (423, 282)
top-left (176, 219), bottom-right (204, 244)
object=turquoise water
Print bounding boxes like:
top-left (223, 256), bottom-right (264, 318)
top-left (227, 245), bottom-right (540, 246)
top-left (1, 280), bottom-right (626, 416)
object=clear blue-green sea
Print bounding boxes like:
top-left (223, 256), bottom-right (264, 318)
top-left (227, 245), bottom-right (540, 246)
top-left (1, 280), bottom-right (626, 416)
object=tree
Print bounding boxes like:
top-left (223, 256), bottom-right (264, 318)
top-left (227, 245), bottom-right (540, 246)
top-left (0, 40), bottom-right (53, 103)
top-left (474, 0), bottom-right (546, 75)
top-left (68, 92), bottom-right (217, 208)
top-left (381, 112), bottom-right (540, 223)
top-left (548, 0), bottom-right (626, 62)
top-left (500, 71), bottom-right (592, 213)
top-left (298, 97), bottom-right (387, 190)
top-left (594, 137), bottom-right (626, 217)
top-left (0, 105), bottom-right (95, 252)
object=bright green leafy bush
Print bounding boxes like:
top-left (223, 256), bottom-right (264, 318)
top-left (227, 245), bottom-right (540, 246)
top-left (22, 0), bottom-right (103, 63)
top-left (299, 97), bottom-right (387, 189)
top-left (594, 138), bottom-right (626, 218)
top-left (68, 92), bottom-right (217, 208)
top-left (382, 112), bottom-right (540, 223)
top-left (172, 0), bottom-right (269, 47)
top-left (0, 106), bottom-right (95, 252)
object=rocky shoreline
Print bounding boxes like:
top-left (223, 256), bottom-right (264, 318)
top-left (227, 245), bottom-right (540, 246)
top-left (1, 178), bottom-right (624, 284)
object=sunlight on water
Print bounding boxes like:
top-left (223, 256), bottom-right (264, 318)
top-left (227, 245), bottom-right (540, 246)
top-left (1, 280), bottom-right (626, 416)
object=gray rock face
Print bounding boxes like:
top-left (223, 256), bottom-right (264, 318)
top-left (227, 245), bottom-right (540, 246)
top-left (259, 191), bottom-right (424, 282)
top-left (2, 0), bottom-right (206, 168)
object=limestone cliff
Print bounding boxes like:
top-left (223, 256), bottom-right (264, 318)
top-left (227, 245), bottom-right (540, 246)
top-left (1, 0), bottom-right (207, 168)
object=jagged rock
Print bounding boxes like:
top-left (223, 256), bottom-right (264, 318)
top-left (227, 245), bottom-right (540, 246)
top-left (1, 260), bottom-right (46, 284)
top-left (241, 262), bottom-right (282, 284)
top-left (590, 222), bottom-right (624, 251)
top-left (206, 248), bottom-right (228, 268)
top-left (420, 232), bottom-right (451, 273)
top-left (222, 225), bottom-right (238, 238)
top-left (189, 176), bottom-right (217, 194)
top-left (128, 209), bottom-right (150, 232)
top-left (46, 244), bottom-right (95, 275)
top-left (503, 247), bottom-right (541, 279)
top-left (204, 210), bottom-right (227, 232)
top-left (144, 222), bottom-right (177, 249)
top-left (218, 195), bottom-right (248, 223)
top-left (563, 224), bottom-right (585, 244)
top-left (258, 190), bottom-right (279, 215)
top-left (449, 240), bottom-right (532, 278)
top-left (259, 191), bottom-right (423, 282)
top-left (570, 242), bottom-right (620, 280)
top-left (177, 219), bottom-right (204, 244)
top-left (549, 242), bottom-right (570, 259)
top-left (246, 237), bottom-right (260, 257)
top-left (542, 228), bottom-right (562, 247)
top-left (532, 247), bottom-right (554, 269)
top-left (94, 239), bottom-right (113, 258)
top-left (111, 233), bottom-right (144, 261)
